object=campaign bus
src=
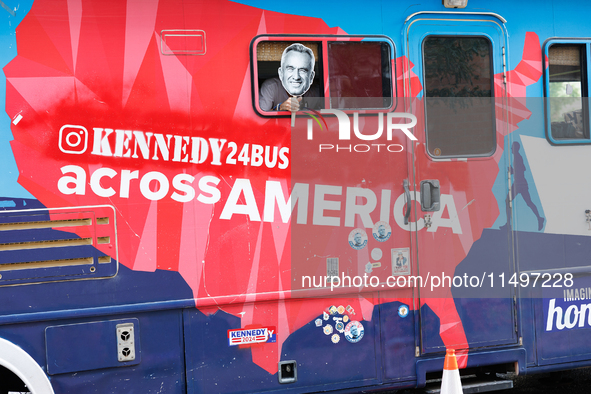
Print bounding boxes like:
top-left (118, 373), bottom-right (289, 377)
top-left (0, 0), bottom-right (590, 392)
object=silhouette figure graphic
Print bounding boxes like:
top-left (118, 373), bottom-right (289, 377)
top-left (506, 141), bottom-right (545, 231)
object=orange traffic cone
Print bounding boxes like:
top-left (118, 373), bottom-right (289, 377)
top-left (441, 349), bottom-right (463, 394)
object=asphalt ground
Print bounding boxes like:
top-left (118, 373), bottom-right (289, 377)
top-left (385, 367), bottom-right (591, 393)
top-left (509, 367), bottom-right (591, 393)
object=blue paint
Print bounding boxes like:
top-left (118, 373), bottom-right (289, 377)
top-left (419, 303), bottom-right (445, 353)
top-left (491, 93), bottom-right (547, 231)
top-left (515, 230), bottom-right (591, 365)
top-left (535, 274), bottom-right (591, 364)
top-left (184, 307), bottom-right (383, 393)
top-left (380, 301), bottom-right (416, 381)
top-left (184, 309), bottom-right (277, 394)
top-left (234, 0), bottom-right (385, 35)
top-left (45, 318), bottom-right (140, 375)
top-left (0, 257), bottom-right (194, 319)
top-left (0, 0), bottom-right (33, 199)
top-left (0, 311), bottom-right (186, 393)
top-left (452, 229), bottom-right (517, 347)
top-left (0, 197), bottom-right (44, 210)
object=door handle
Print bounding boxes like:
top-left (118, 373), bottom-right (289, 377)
top-left (403, 179), bottom-right (411, 225)
top-left (420, 180), bottom-right (440, 211)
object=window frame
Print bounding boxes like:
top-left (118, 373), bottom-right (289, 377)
top-left (421, 33), bottom-right (497, 158)
top-left (250, 34), bottom-right (397, 118)
top-left (543, 38), bottom-right (591, 145)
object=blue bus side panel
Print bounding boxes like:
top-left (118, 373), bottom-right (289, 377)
top-left (184, 305), bottom-right (382, 393)
top-left (380, 301), bottom-right (416, 381)
top-left (0, 310), bottom-right (185, 393)
top-left (45, 318), bottom-right (140, 375)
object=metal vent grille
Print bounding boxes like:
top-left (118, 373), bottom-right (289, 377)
top-left (549, 45), bottom-right (581, 66)
top-left (256, 41), bottom-right (319, 61)
top-left (0, 205), bottom-right (117, 285)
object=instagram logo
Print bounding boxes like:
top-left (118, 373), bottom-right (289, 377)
top-left (59, 125), bottom-right (88, 154)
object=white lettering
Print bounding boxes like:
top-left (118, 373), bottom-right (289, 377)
top-left (139, 171), bottom-right (170, 201)
top-left (313, 185), bottom-right (342, 226)
top-left (90, 167), bottom-right (117, 197)
top-left (580, 304), bottom-right (591, 327)
top-left (319, 109), bottom-right (350, 140)
top-left (220, 179), bottom-right (260, 221)
top-left (58, 165), bottom-right (86, 195)
top-left (132, 131), bottom-right (153, 159)
top-left (171, 174), bottom-right (195, 202)
top-left (278, 147), bottom-right (289, 169)
top-left (152, 134), bottom-right (173, 161)
top-left (344, 187), bottom-right (376, 228)
top-left (353, 113), bottom-right (383, 140)
top-left (387, 113), bottom-right (418, 141)
top-left (565, 305), bottom-right (579, 329)
top-left (120, 170), bottom-right (139, 198)
top-left (428, 194), bottom-right (462, 234)
top-left (196, 176), bottom-right (221, 204)
top-left (114, 129), bottom-right (132, 157)
top-left (172, 135), bottom-right (191, 163)
top-left (547, 299), bottom-right (566, 331)
top-left (190, 137), bottom-right (209, 164)
top-left (251, 144), bottom-right (264, 167)
top-left (264, 146), bottom-right (278, 168)
top-left (209, 138), bottom-right (227, 166)
top-left (91, 128), bottom-right (114, 156)
top-left (263, 182), bottom-right (308, 224)
top-left (380, 190), bottom-right (391, 223)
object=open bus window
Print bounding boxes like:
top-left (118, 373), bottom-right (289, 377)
top-left (422, 36), bottom-right (496, 157)
top-left (252, 37), bottom-right (395, 116)
top-left (327, 41), bottom-right (393, 109)
top-left (256, 41), bottom-right (324, 112)
top-left (547, 44), bottom-right (588, 140)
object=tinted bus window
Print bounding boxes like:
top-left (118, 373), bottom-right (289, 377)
top-left (423, 36), bottom-right (495, 157)
top-left (548, 44), bottom-right (588, 140)
top-left (327, 41), bottom-right (393, 109)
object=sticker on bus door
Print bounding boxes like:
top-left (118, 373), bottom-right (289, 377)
top-left (227, 326), bottom-right (276, 346)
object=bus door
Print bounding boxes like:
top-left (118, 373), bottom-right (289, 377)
top-left (529, 40), bottom-right (591, 366)
top-left (404, 14), bottom-right (518, 355)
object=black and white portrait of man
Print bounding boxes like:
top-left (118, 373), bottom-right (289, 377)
top-left (344, 321), bottom-right (364, 343)
top-left (348, 228), bottom-right (368, 250)
top-left (259, 43), bottom-right (319, 111)
top-left (372, 221), bottom-right (391, 242)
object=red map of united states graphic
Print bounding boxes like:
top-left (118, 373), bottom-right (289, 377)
top-left (5, 0), bottom-right (542, 374)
